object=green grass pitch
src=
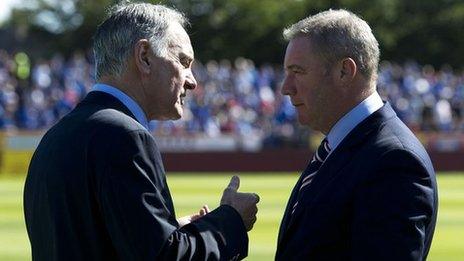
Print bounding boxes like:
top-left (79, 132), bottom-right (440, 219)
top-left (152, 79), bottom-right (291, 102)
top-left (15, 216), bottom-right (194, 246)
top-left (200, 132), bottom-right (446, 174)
top-left (0, 173), bottom-right (463, 260)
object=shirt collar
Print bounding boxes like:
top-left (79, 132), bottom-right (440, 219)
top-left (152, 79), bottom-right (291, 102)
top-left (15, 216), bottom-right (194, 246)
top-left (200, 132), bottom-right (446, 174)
top-left (91, 83), bottom-right (149, 130)
top-left (326, 91), bottom-right (383, 151)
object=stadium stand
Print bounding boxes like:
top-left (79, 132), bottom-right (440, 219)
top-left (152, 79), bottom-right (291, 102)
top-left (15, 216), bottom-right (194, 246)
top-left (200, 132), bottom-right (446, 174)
top-left (1, 49), bottom-right (464, 172)
top-left (0, 49), bottom-right (463, 140)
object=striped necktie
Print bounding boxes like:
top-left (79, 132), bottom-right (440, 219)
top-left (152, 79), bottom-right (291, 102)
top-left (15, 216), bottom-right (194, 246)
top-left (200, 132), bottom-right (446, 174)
top-left (292, 138), bottom-right (331, 214)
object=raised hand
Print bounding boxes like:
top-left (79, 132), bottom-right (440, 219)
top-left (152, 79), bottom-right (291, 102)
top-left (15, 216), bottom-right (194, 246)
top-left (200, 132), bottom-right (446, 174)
top-left (220, 175), bottom-right (260, 231)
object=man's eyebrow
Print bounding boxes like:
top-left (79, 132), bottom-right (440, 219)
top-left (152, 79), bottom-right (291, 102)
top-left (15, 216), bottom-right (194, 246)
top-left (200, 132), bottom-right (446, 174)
top-left (286, 64), bottom-right (306, 71)
top-left (168, 42), bottom-right (187, 54)
top-left (181, 51), bottom-right (193, 59)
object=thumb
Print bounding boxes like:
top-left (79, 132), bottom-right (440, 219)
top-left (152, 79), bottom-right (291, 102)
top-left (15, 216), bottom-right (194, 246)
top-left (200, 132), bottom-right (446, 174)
top-left (227, 175), bottom-right (240, 191)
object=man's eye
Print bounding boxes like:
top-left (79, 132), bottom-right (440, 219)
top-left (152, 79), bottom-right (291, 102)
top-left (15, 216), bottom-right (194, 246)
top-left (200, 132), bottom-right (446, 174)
top-left (179, 58), bottom-right (191, 68)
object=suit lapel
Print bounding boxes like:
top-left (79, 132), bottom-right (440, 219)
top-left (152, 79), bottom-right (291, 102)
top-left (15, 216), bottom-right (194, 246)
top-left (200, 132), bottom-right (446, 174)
top-left (277, 163), bottom-right (313, 246)
top-left (277, 102), bottom-right (397, 253)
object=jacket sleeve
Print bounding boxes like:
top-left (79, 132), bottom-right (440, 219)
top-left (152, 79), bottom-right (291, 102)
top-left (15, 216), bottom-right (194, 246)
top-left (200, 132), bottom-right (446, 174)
top-left (92, 128), bottom-right (248, 260)
top-left (351, 149), bottom-right (437, 260)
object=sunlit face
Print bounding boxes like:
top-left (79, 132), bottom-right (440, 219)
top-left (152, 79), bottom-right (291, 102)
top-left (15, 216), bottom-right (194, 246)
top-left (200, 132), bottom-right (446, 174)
top-left (281, 36), bottom-right (335, 131)
top-left (145, 23), bottom-right (197, 120)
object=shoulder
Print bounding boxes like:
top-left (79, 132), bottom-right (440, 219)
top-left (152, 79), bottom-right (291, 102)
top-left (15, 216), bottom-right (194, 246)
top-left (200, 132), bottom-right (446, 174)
top-left (364, 116), bottom-right (434, 176)
top-left (86, 107), bottom-right (156, 144)
top-left (380, 117), bottom-right (430, 163)
top-left (88, 108), bottom-right (146, 134)
top-left (352, 117), bottom-right (437, 206)
top-left (84, 108), bottom-right (159, 156)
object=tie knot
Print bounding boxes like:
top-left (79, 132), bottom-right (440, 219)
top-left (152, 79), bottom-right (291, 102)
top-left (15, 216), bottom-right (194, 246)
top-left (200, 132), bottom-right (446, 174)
top-left (314, 138), bottom-right (331, 163)
top-left (322, 138), bottom-right (331, 152)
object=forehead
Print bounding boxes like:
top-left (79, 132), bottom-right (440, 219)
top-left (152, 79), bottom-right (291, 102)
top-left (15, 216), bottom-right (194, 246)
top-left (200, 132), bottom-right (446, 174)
top-left (166, 23), bottom-right (194, 57)
top-left (284, 36), bottom-right (320, 67)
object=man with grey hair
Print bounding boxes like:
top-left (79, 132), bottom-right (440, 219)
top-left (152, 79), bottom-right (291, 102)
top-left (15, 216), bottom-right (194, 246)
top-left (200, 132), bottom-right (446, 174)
top-left (276, 9), bottom-right (437, 260)
top-left (24, 3), bottom-right (258, 260)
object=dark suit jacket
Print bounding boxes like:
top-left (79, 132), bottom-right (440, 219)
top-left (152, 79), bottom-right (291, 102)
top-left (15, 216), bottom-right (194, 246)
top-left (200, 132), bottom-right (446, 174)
top-left (24, 91), bottom-right (247, 260)
top-left (276, 102), bottom-right (438, 260)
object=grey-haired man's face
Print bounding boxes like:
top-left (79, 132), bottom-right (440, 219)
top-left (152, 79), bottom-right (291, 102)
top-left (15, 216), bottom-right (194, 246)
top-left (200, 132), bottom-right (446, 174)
top-left (144, 23), bottom-right (197, 121)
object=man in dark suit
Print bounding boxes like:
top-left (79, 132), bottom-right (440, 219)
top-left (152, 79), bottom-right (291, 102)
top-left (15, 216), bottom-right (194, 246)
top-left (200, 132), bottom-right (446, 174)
top-left (276, 9), bottom-right (438, 260)
top-left (24, 3), bottom-right (259, 260)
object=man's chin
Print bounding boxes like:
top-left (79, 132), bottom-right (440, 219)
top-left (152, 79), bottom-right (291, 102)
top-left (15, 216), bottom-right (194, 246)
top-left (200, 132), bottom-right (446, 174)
top-left (172, 114), bottom-right (182, 120)
top-left (296, 114), bottom-right (310, 126)
top-left (155, 110), bottom-right (182, 121)
top-left (171, 108), bottom-right (183, 120)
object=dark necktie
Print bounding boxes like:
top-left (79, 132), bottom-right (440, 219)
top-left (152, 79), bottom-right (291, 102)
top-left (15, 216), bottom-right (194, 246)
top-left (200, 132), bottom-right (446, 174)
top-left (291, 138), bottom-right (331, 214)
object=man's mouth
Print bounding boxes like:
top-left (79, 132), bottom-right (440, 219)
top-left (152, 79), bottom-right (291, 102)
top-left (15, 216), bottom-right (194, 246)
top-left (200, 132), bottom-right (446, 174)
top-left (293, 103), bottom-right (304, 107)
top-left (179, 93), bottom-right (186, 105)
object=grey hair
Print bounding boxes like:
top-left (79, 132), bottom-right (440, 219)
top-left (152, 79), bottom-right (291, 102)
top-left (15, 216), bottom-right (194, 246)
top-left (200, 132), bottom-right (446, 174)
top-left (93, 2), bottom-right (188, 80)
top-left (283, 9), bottom-right (380, 80)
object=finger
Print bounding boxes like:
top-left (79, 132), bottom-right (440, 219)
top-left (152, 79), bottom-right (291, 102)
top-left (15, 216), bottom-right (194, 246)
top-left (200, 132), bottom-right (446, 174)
top-left (203, 205), bottom-right (210, 213)
top-left (253, 206), bottom-right (258, 215)
top-left (246, 216), bottom-right (257, 231)
top-left (227, 175), bottom-right (240, 191)
top-left (199, 208), bottom-right (205, 216)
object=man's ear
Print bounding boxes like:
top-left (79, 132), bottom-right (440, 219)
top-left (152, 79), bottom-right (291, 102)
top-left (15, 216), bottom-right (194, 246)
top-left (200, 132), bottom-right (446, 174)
top-left (134, 39), bottom-right (151, 75)
top-left (339, 58), bottom-right (357, 82)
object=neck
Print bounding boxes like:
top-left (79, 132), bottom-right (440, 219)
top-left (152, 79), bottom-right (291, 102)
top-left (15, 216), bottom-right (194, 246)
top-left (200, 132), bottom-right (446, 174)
top-left (320, 84), bottom-right (375, 134)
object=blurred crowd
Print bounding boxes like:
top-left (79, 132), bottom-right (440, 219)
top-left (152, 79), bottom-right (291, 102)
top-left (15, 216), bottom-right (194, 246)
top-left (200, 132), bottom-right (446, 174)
top-left (0, 50), bottom-right (92, 130)
top-left (377, 62), bottom-right (464, 132)
top-left (1, 49), bottom-right (463, 145)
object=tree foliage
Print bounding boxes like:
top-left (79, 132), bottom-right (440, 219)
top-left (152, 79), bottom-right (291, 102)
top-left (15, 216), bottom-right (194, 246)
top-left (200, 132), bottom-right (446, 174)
top-left (1, 0), bottom-right (464, 68)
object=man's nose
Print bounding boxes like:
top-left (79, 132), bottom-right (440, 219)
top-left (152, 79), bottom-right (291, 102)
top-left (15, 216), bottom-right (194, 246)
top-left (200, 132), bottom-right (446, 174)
top-left (281, 76), bottom-right (295, 96)
top-left (185, 71), bottom-right (197, 90)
